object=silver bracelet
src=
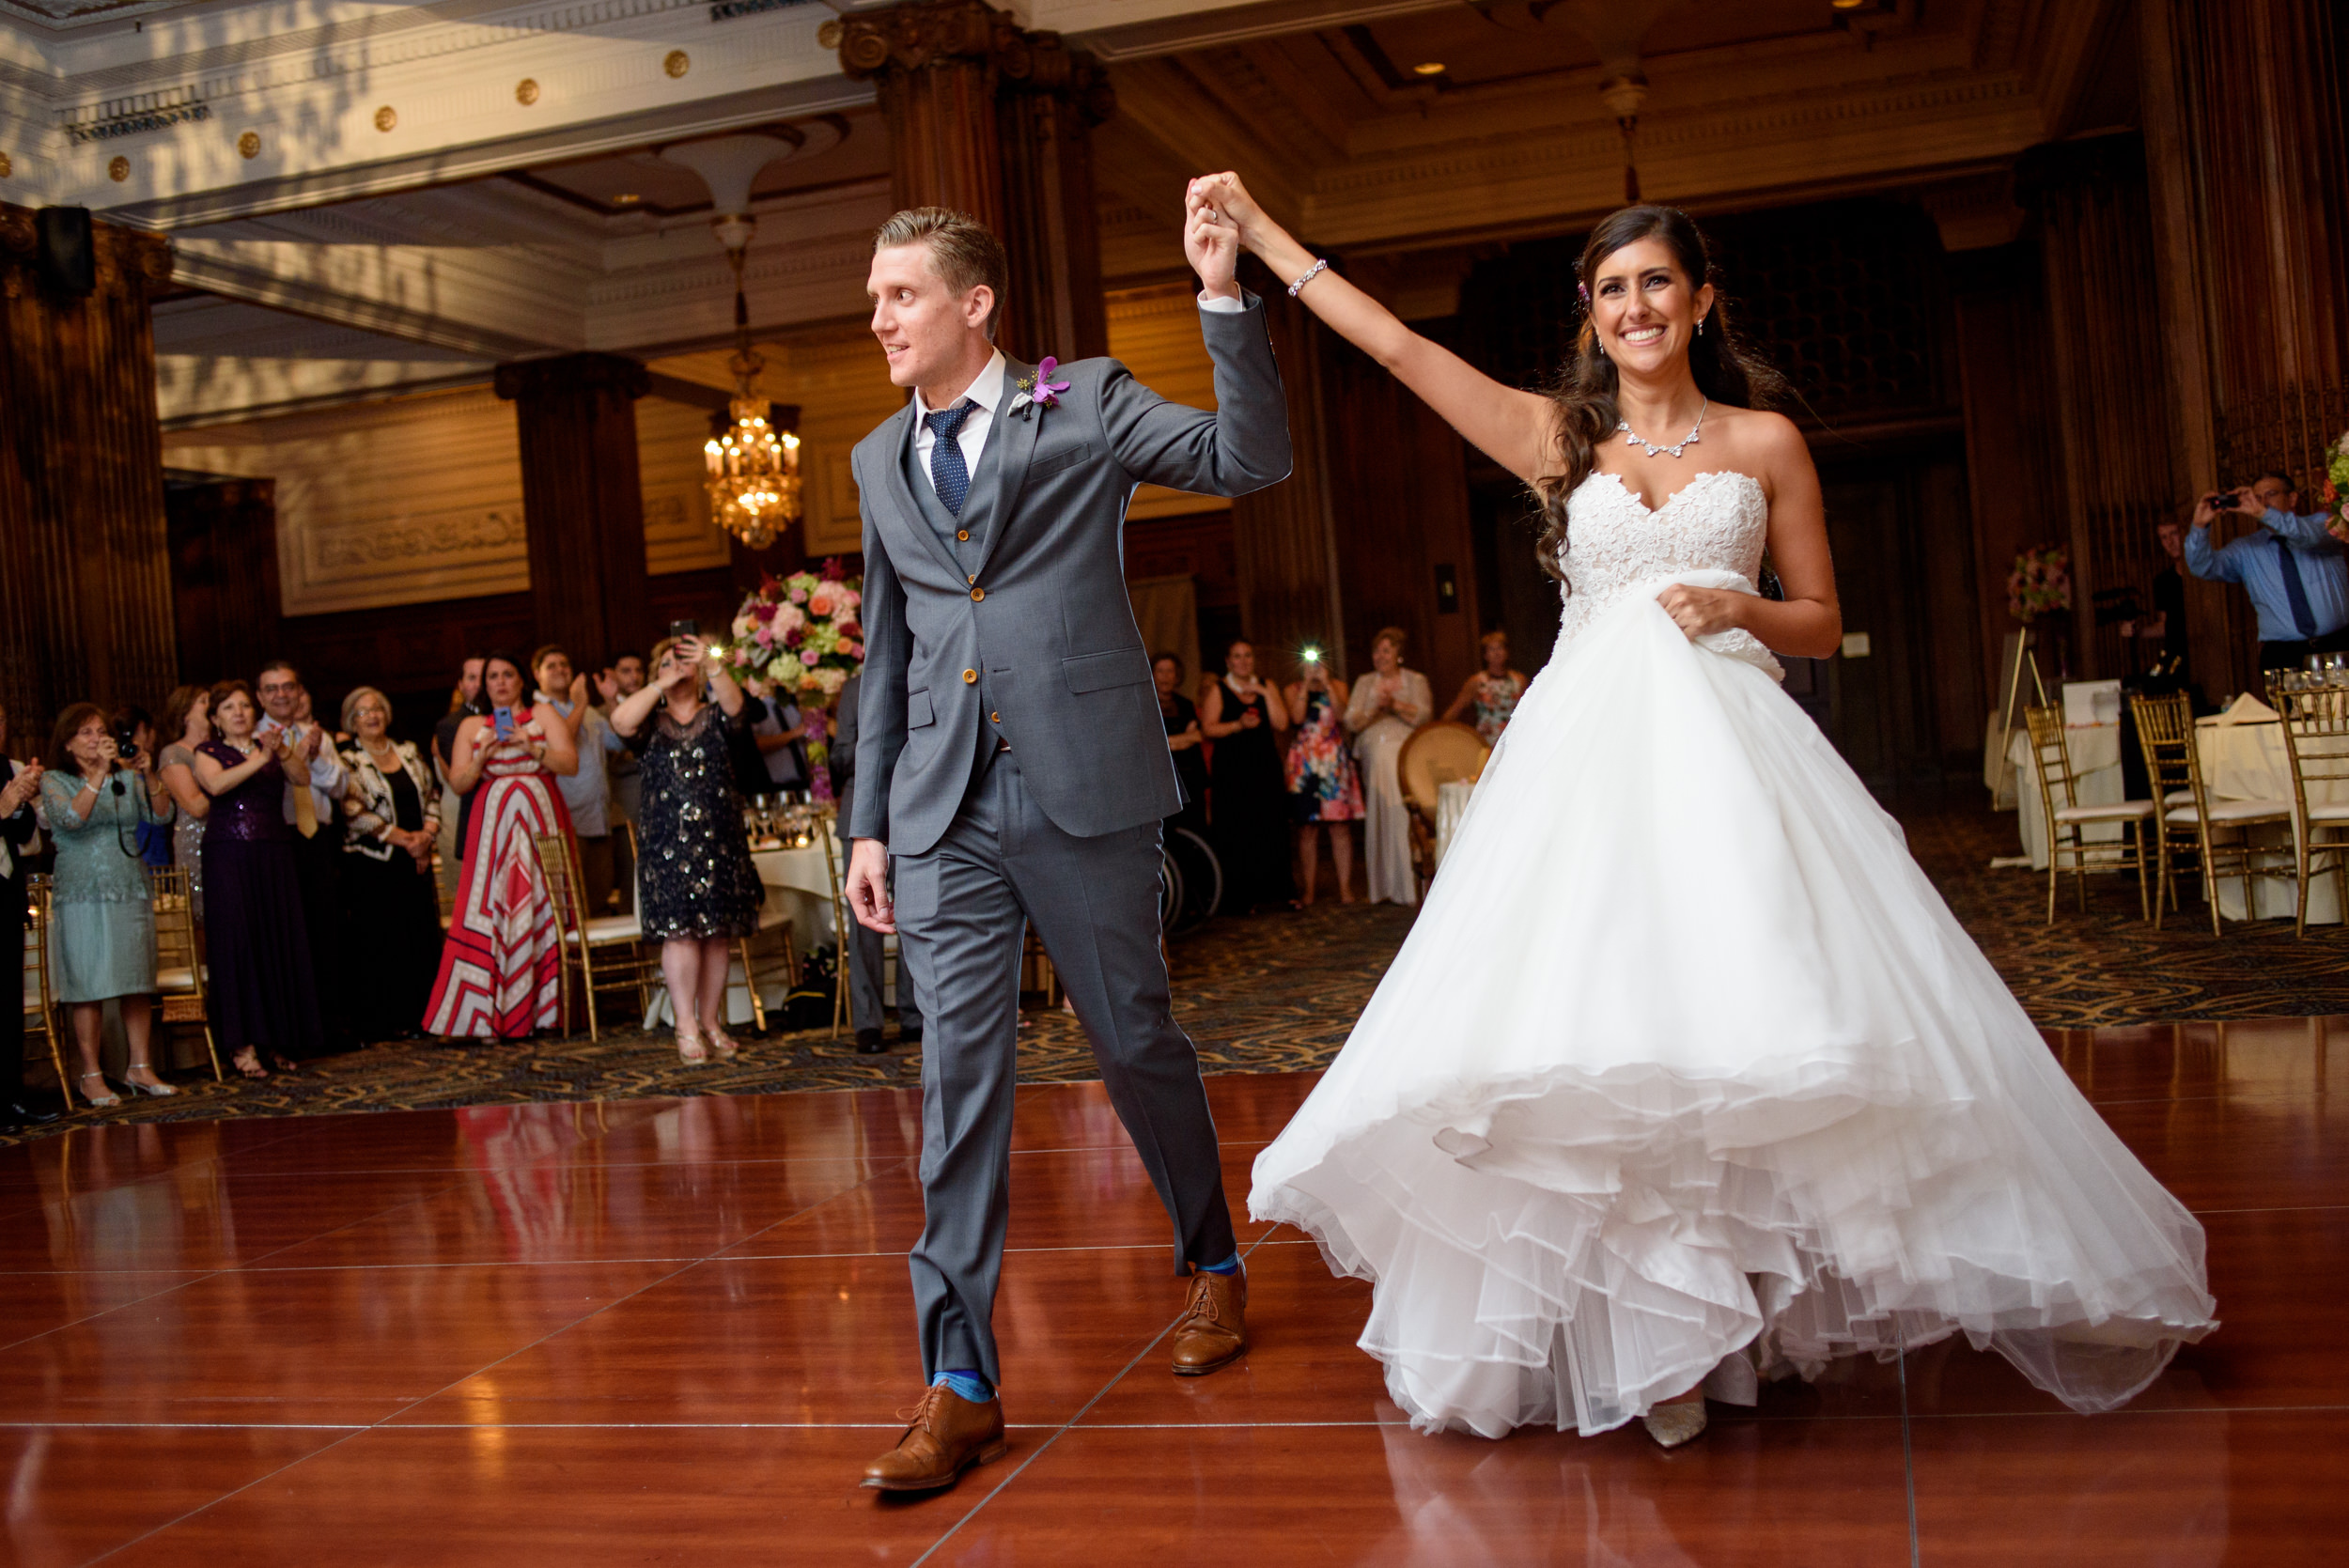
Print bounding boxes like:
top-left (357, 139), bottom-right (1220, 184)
top-left (1287, 257), bottom-right (1330, 298)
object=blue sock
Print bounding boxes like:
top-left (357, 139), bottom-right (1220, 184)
top-left (1200, 1251), bottom-right (1242, 1276)
top-left (932, 1369), bottom-right (993, 1404)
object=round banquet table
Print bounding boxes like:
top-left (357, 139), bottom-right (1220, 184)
top-left (2006, 722), bottom-right (2124, 871)
top-left (2194, 718), bottom-right (2348, 925)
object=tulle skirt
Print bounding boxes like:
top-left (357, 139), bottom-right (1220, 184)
top-left (1249, 572), bottom-right (2217, 1438)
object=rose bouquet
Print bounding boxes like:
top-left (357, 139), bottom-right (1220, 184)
top-left (2323, 428), bottom-right (2349, 544)
top-left (2007, 544), bottom-right (2072, 624)
top-left (720, 559), bottom-right (864, 802)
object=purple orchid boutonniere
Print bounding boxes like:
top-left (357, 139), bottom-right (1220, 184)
top-left (1010, 356), bottom-right (1073, 420)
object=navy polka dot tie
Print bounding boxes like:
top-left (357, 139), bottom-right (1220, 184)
top-left (926, 400), bottom-right (975, 517)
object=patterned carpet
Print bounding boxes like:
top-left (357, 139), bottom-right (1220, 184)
top-left (14, 801), bottom-right (2347, 1141)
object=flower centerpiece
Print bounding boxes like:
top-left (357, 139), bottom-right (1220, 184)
top-left (2007, 544), bottom-right (2072, 625)
top-left (2323, 428), bottom-right (2349, 544)
top-left (720, 559), bottom-right (864, 803)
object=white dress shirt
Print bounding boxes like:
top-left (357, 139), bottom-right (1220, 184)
top-left (906, 294), bottom-right (1246, 500)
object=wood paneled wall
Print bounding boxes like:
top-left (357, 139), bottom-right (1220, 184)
top-left (1227, 282), bottom-right (1344, 680)
top-left (166, 477), bottom-right (283, 694)
top-left (0, 204), bottom-right (177, 743)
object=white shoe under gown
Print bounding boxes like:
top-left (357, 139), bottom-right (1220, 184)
top-left (1248, 469), bottom-right (2217, 1438)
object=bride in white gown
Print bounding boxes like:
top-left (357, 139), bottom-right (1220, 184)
top-left (1184, 176), bottom-right (2217, 1448)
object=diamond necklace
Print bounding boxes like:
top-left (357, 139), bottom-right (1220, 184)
top-left (1616, 397), bottom-right (1707, 459)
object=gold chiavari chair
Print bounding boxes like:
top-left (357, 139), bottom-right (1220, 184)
top-left (148, 864), bottom-right (224, 1080)
top-left (20, 876), bottom-right (72, 1107)
top-left (532, 831), bottom-right (650, 1042)
top-left (2131, 691), bottom-right (2291, 935)
top-left (2022, 705), bottom-right (2153, 923)
top-left (2263, 680), bottom-right (2349, 938)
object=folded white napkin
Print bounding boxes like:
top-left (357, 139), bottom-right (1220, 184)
top-left (2216, 692), bottom-right (2279, 725)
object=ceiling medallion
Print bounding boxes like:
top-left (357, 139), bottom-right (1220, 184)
top-left (237, 131), bottom-right (260, 159)
top-left (664, 50), bottom-right (691, 78)
top-left (516, 78), bottom-right (540, 105)
top-left (107, 156), bottom-right (129, 181)
top-left (374, 105), bottom-right (397, 132)
top-left (816, 18), bottom-right (842, 48)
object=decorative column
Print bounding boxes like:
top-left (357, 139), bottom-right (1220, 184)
top-left (493, 352), bottom-right (654, 666)
top-left (2140, 0), bottom-right (2349, 697)
top-left (832, 0), bottom-right (1112, 363)
top-left (0, 202), bottom-right (177, 737)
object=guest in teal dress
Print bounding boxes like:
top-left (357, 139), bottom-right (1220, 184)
top-left (42, 704), bottom-right (177, 1110)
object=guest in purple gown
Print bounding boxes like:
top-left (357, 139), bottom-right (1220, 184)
top-left (194, 680), bottom-right (324, 1079)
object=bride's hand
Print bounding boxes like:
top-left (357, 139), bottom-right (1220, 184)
top-left (1657, 585), bottom-right (1745, 641)
top-left (1183, 190), bottom-right (1241, 299)
top-left (1187, 173), bottom-right (1272, 253)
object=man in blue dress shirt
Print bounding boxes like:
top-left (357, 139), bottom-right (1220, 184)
top-left (2184, 470), bottom-right (2349, 673)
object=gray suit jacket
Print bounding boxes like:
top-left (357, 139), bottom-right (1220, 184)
top-left (851, 297), bottom-right (1291, 855)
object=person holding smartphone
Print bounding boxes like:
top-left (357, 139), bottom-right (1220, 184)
top-left (40, 703), bottom-right (174, 1107)
top-left (1283, 648), bottom-right (1362, 906)
top-left (424, 651), bottom-right (579, 1041)
top-left (2184, 473), bottom-right (2349, 672)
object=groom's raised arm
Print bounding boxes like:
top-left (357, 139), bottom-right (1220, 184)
top-left (1098, 297), bottom-right (1291, 500)
top-left (849, 454), bottom-right (910, 846)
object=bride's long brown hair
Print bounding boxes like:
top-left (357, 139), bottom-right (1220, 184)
top-left (1532, 207), bottom-right (1786, 583)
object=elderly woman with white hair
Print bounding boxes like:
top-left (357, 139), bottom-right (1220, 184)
top-left (337, 686), bottom-right (443, 1041)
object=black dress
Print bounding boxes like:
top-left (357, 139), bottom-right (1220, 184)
top-left (341, 763), bottom-right (442, 1040)
top-left (198, 742), bottom-right (326, 1060)
top-left (1162, 691), bottom-right (1210, 841)
top-left (630, 703), bottom-right (766, 940)
top-left (1209, 678), bottom-right (1296, 913)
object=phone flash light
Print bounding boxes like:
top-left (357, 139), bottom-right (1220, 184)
top-left (1302, 645), bottom-right (1322, 663)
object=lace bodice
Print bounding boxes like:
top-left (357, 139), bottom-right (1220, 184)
top-left (1552, 470), bottom-right (1770, 655)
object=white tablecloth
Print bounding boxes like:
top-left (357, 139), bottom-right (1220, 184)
top-left (1435, 780), bottom-right (1475, 867)
top-left (2007, 723), bottom-right (2123, 871)
top-left (2195, 721), bottom-right (2349, 924)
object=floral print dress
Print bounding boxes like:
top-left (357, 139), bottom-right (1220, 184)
top-left (1285, 686), bottom-right (1364, 823)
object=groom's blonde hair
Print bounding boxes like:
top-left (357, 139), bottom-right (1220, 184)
top-left (874, 208), bottom-right (1009, 340)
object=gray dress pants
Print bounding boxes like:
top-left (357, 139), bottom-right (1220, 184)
top-left (894, 745), bottom-right (1237, 1386)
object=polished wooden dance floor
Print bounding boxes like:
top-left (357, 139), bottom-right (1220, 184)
top-left (1, 1017), bottom-right (2341, 1564)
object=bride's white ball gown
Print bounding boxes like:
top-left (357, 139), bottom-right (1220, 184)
top-left (1251, 470), bottom-right (2217, 1438)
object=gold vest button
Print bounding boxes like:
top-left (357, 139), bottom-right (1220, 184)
top-left (971, 587), bottom-right (986, 601)
top-left (957, 529), bottom-right (970, 541)
top-left (990, 711), bottom-right (1001, 723)
top-left (962, 668), bottom-right (977, 685)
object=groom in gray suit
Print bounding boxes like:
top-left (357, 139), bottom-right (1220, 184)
top-left (847, 202), bottom-right (1290, 1492)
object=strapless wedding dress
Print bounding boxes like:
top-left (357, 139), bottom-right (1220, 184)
top-left (1249, 470), bottom-right (2217, 1438)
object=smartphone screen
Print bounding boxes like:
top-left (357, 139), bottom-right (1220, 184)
top-left (492, 707), bottom-right (516, 740)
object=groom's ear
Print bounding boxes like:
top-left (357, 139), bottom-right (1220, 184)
top-left (966, 283), bottom-right (998, 339)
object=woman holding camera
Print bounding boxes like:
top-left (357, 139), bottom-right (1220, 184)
top-left (425, 652), bottom-right (578, 1042)
top-left (42, 704), bottom-right (174, 1107)
top-left (608, 634), bottom-right (764, 1063)
top-left (1283, 653), bottom-right (1362, 906)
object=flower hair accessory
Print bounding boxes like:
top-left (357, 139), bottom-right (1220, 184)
top-left (1012, 356), bottom-right (1072, 418)
top-left (1576, 281), bottom-right (1591, 306)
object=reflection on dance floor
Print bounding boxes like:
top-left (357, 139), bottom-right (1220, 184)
top-left (0, 1017), bottom-right (2339, 1564)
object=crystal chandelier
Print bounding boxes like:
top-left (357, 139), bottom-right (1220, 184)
top-left (699, 211), bottom-right (801, 550)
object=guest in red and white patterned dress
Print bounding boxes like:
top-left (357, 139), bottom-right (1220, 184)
top-left (424, 652), bottom-right (578, 1041)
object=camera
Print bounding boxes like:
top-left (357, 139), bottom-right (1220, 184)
top-left (110, 722), bottom-right (141, 765)
top-left (2208, 490), bottom-right (2246, 512)
top-left (669, 617), bottom-right (699, 640)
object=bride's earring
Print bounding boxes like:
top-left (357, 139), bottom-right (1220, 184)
top-left (1696, 315), bottom-right (1705, 337)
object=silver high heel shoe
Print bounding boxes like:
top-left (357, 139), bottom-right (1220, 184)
top-left (1641, 1397), bottom-right (1709, 1449)
top-left (124, 1065), bottom-right (177, 1098)
top-left (77, 1071), bottom-right (121, 1110)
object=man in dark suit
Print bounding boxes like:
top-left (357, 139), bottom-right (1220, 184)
top-left (0, 698), bottom-right (60, 1132)
top-left (845, 200), bottom-right (1289, 1491)
top-left (830, 671), bottom-right (920, 1056)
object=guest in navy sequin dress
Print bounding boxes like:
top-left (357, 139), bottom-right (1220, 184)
top-left (194, 681), bottom-right (324, 1079)
top-left (609, 634), bottom-right (764, 1064)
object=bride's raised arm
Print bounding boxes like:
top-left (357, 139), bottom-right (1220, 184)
top-left (1189, 174), bottom-right (1555, 488)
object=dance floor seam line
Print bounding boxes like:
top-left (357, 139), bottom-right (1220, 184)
top-left (1898, 1328), bottom-right (1921, 1568)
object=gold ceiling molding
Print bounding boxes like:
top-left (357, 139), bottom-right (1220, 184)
top-left (374, 105), bottom-right (397, 132)
top-left (516, 78), bottom-right (540, 105)
top-left (664, 50), bottom-right (691, 78)
top-left (237, 131), bottom-right (259, 158)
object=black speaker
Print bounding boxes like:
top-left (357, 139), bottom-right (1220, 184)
top-left (35, 207), bottom-right (96, 297)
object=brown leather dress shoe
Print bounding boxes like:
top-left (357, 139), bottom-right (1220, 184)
top-left (861, 1385), bottom-right (1007, 1492)
top-left (1169, 1267), bottom-right (1248, 1375)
